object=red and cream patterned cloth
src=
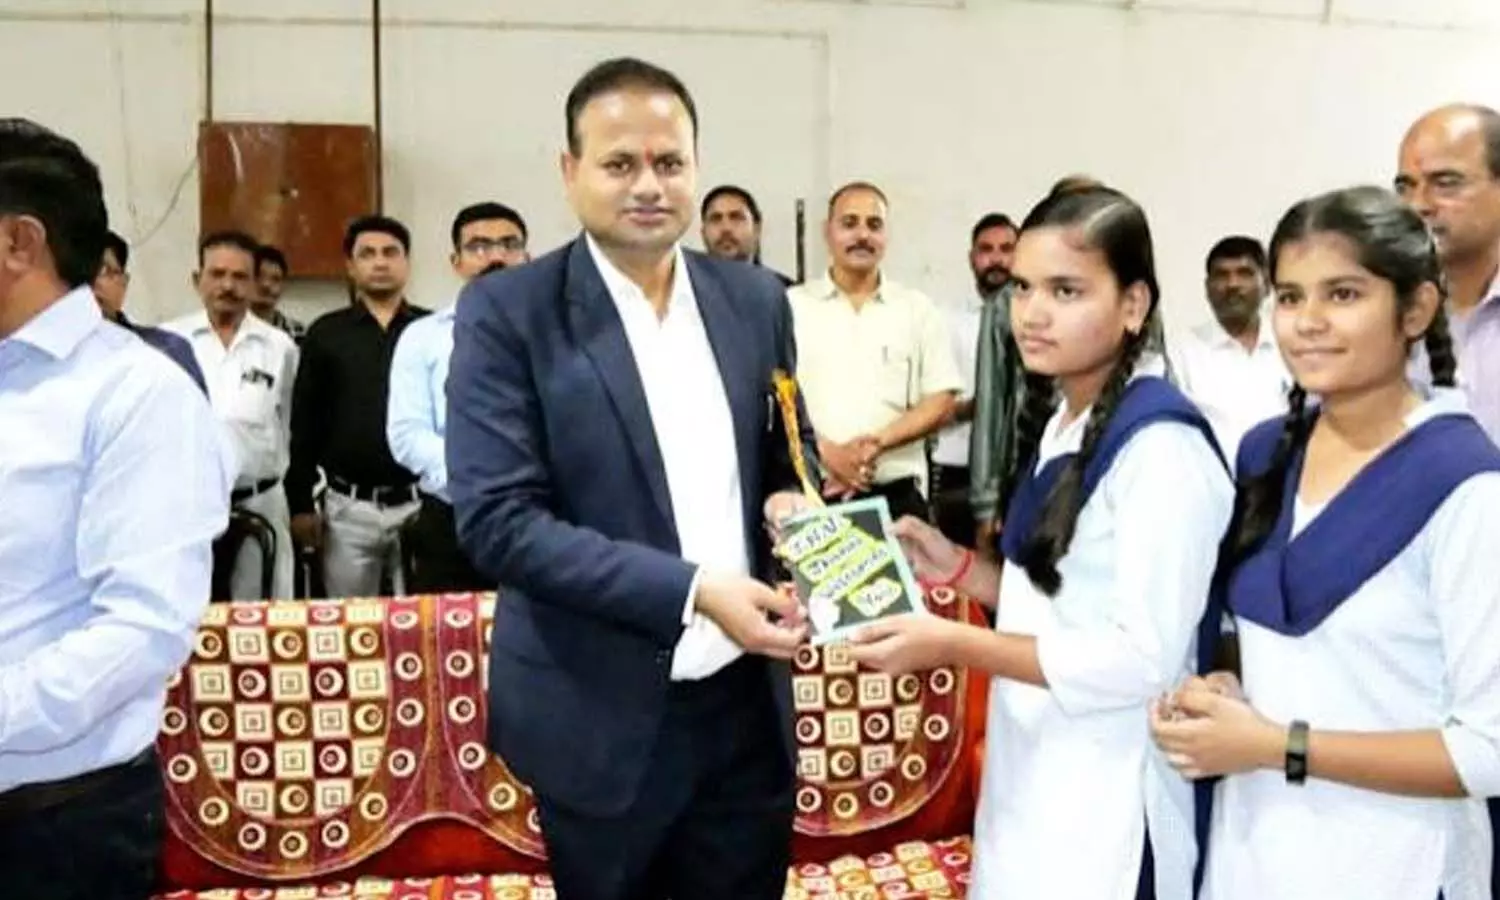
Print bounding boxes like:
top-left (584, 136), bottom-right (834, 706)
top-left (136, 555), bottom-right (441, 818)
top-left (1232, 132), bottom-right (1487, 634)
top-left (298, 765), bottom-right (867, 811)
top-left (787, 836), bottom-right (974, 898)
top-left (153, 838), bottom-right (973, 899)
top-left (793, 586), bottom-right (970, 836)
top-left (157, 595), bottom-right (544, 882)
top-left (155, 873), bottom-right (556, 899)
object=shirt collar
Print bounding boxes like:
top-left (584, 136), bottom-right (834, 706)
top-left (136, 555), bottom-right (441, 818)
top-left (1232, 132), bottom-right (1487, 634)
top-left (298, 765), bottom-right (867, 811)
top-left (1199, 306), bottom-right (1275, 351)
top-left (814, 270), bottom-right (886, 303)
top-left (584, 233), bottom-right (694, 317)
top-left (5, 285), bottom-right (103, 360)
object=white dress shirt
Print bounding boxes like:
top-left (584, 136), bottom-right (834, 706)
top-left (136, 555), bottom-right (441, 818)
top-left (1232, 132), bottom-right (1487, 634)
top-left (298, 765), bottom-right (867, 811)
top-left (387, 304), bottom-right (457, 500)
top-left (788, 273), bottom-right (964, 494)
top-left (932, 294), bottom-right (985, 468)
top-left (586, 236), bottom-right (747, 681)
top-left (970, 359), bottom-right (1234, 900)
top-left (1171, 311), bottom-right (1291, 460)
top-left (1204, 391), bottom-right (1500, 900)
top-left (0, 287), bottom-right (231, 790)
top-left (164, 310), bottom-right (298, 486)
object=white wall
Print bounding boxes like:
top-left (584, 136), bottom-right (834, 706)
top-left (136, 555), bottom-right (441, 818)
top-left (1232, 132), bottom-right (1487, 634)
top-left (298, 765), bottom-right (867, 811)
top-left (2, 0), bottom-right (1497, 334)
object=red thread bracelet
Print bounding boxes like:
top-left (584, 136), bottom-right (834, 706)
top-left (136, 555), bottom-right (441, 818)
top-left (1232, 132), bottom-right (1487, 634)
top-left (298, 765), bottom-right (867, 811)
top-left (937, 548), bottom-right (975, 590)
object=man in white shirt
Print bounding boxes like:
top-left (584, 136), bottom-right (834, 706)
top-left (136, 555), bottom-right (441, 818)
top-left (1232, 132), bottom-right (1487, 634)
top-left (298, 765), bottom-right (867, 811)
top-left (1171, 235), bottom-right (1291, 459)
top-left (444, 57), bottom-right (817, 900)
top-left (932, 212), bottom-right (1016, 547)
top-left (788, 182), bottom-right (962, 521)
top-left (165, 231), bottom-right (299, 600)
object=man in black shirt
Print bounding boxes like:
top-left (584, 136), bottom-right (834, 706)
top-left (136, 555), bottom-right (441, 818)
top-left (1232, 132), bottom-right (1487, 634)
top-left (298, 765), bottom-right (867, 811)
top-left (287, 215), bottom-right (428, 597)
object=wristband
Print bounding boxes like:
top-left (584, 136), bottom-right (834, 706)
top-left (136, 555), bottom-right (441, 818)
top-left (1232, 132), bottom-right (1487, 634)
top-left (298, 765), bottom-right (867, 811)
top-left (1285, 719), bottom-right (1309, 785)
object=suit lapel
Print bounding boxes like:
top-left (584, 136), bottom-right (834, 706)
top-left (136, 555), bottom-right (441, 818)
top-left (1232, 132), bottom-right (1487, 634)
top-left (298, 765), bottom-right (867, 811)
top-left (563, 239), bottom-right (676, 530)
top-left (688, 253), bottom-right (760, 522)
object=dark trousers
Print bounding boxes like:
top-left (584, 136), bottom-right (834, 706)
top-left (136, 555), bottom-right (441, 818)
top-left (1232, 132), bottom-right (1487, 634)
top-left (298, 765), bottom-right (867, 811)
top-left (929, 464), bottom-right (976, 547)
top-left (402, 493), bottom-right (490, 593)
top-left (0, 751), bottom-right (164, 899)
top-left (536, 656), bottom-right (794, 900)
top-left (854, 476), bottom-right (929, 523)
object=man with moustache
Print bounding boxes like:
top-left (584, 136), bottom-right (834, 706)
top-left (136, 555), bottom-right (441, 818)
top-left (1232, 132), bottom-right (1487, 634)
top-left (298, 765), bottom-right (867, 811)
top-left (946, 213), bottom-right (1021, 551)
top-left (287, 215), bottom-right (428, 598)
top-left (1170, 235), bottom-right (1290, 458)
top-left (787, 181), bottom-right (962, 521)
top-left (1397, 104), bottom-right (1500, 441)
top-left (700, 184), bottom-right (793, 285)
top-left (445, 57), bottom-right (818, 900)
top-left (164, 230), bottom-right (299, 599)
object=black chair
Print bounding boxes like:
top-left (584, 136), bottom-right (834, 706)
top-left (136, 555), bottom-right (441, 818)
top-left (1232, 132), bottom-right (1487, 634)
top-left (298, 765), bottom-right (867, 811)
top-left (211, 508), bottom-right (277, 601)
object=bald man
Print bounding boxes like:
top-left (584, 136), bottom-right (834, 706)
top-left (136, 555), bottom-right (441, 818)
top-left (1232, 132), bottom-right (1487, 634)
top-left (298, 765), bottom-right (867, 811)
top-left (1396, 104), bottom-right (1500, 440)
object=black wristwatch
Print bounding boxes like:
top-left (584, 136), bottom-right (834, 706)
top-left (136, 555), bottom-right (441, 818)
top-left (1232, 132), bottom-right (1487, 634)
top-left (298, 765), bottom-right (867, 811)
top-left (1285, 719), bottom-right (1309, 785)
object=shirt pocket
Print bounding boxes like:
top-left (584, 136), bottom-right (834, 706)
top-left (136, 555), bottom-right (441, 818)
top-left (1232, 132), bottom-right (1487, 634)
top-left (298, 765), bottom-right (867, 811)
top-left (222, 369), bottom-right (279, 429)
top-left (877, 349), bottom-right (914, 412)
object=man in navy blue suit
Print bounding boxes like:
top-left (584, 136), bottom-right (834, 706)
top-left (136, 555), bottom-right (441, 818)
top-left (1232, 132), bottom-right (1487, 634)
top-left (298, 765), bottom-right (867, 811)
top-left (446, 58), bottom-right (819, 900)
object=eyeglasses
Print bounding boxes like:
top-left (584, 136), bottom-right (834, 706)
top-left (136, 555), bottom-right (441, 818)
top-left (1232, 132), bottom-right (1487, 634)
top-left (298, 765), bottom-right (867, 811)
top-left (462, 236), bottom-right (526, 256)
top-left (96, 264), bottom-right (126, 281)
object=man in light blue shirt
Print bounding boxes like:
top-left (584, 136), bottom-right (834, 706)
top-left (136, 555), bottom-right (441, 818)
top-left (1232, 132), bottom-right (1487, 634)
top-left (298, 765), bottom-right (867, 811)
top-left (388, 201), bottom-right (528, 592)
top-left (0, 119), bottom-right (230, 897)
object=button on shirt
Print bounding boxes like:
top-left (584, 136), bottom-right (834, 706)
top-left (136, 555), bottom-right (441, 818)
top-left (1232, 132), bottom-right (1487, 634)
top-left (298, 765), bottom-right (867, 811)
top-left (165, 311), bottom-right (298, 486)
top-left (1171, 311), bottom-right (1291, 459)
top-left (387, 304), bottom-right (456, 501)
top-left (788, 274), bottom-right (964, 493)
top-left (932, 294), bottom-right (985, 468)
top-left (587, 236), bottom-right (748, 682)
top-left (0, 286), bottom-right (230, 791)
top-left (286, 301), bottom-right (429, 515)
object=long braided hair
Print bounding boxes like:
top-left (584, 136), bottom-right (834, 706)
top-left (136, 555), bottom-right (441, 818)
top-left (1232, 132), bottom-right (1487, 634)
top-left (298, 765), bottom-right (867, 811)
top-left (1008, 187), bottom-right (1164, 596)
top-left (1220, 185), bottom-right (1458, 567)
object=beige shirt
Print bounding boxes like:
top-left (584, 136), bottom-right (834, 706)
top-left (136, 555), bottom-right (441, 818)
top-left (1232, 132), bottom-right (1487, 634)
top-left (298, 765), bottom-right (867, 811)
top-left (788, 272), bottom-right (963, 495)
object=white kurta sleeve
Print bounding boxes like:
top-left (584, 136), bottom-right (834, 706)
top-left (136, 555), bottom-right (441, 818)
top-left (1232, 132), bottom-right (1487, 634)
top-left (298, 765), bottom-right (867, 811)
top-left (1431, 472), bottom-right (1500, 797)
top-left (1037, 423), bottom-right (1234, 718)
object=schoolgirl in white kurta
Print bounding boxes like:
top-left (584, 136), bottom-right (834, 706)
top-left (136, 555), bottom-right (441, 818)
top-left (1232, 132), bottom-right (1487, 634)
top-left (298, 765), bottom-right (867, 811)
top-left (848, 187), bottom-right (1231, 900)
top-left (1151, 186), bottom-right (1500, 900)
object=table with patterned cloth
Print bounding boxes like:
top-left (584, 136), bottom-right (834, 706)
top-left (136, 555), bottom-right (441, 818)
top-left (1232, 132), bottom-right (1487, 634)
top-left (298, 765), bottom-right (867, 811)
top-left (152, 591), bottom-right (983, 898)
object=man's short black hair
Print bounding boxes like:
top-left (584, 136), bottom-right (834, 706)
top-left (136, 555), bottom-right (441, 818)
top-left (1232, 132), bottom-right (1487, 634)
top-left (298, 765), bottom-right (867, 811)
top-left (198, 230), bottom-right (259, 268)
top-left (450, 202), bottom-right (528, 249)
top-left (0, 118), bottom-right (108, 289)
top-left (565, 57), bottom-right (698, 157)
top-left (1205, 235), bottom-right (1268, 273)
top-left (103, 229), bottom-right (129, 270)
top-left (827, 181), bottom-right (889, 217)
top-left (701, 185), bottom-right (763, 225)
top-left (254, 243), bottom-right (288, 275)
top-left (970, 213), bottom-right (1017, 246)
top-left (343, 214), bottom-right (411, 258)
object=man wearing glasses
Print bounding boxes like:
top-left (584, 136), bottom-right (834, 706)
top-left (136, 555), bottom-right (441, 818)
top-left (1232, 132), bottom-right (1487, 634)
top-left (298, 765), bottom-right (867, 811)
top-left (1396, 104), bottom-right (1500, 442)
top-left (387, 202), bottom-right (529, 592)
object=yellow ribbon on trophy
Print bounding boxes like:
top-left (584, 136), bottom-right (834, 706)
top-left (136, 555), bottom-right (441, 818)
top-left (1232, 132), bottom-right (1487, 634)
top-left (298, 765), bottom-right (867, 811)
top-left (771, 368), bottom-right (824, 509)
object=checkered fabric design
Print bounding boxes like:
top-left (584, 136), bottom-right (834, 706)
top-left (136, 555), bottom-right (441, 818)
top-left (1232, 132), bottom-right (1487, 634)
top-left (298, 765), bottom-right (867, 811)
top-left (157, 595), bottom-right (543, 881)
top-left (792, 586), bottom-right (971, 836)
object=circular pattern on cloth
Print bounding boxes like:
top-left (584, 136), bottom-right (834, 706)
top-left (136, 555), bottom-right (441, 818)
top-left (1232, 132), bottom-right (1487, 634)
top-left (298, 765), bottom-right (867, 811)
top-left (321, 819), bottom-right (350, 850)
top-left (394, 652), bottom-right (424, 681)
top-left (443, 607), bottom-right (476, 629)
top-left (458, 741), bottom-right (488, 772)
top-left (447, 695), bottom-right (477, 725)
top-left (161, 706), bottom-right (188, 736)
top-left (278, 829), bottom-right (309, 860)
top-left (272, 630), bottom-right (303, 660)
top-left (395, 697), bottom-right (425, 728)
top-left (349, 627), bottom-right (380, 656)
top-left (238, 821), bottom-right (267, 852)
top-left (489, 782), bottom-right (519, 812)
top-left (445, 651), bottom-right (475, 680)
top-left (200, 797), bottom-right (231, 827)
top-left (391, 609), bottom-right (421, 630)
top-left (276, 706), bottom-right (307, 738)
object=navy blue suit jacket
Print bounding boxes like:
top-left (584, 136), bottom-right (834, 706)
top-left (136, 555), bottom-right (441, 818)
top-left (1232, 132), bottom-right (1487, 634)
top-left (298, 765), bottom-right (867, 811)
top-left (117, 315), bottom-right (207, 394)
top-left (446, 237), bottom-right (818, 816)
